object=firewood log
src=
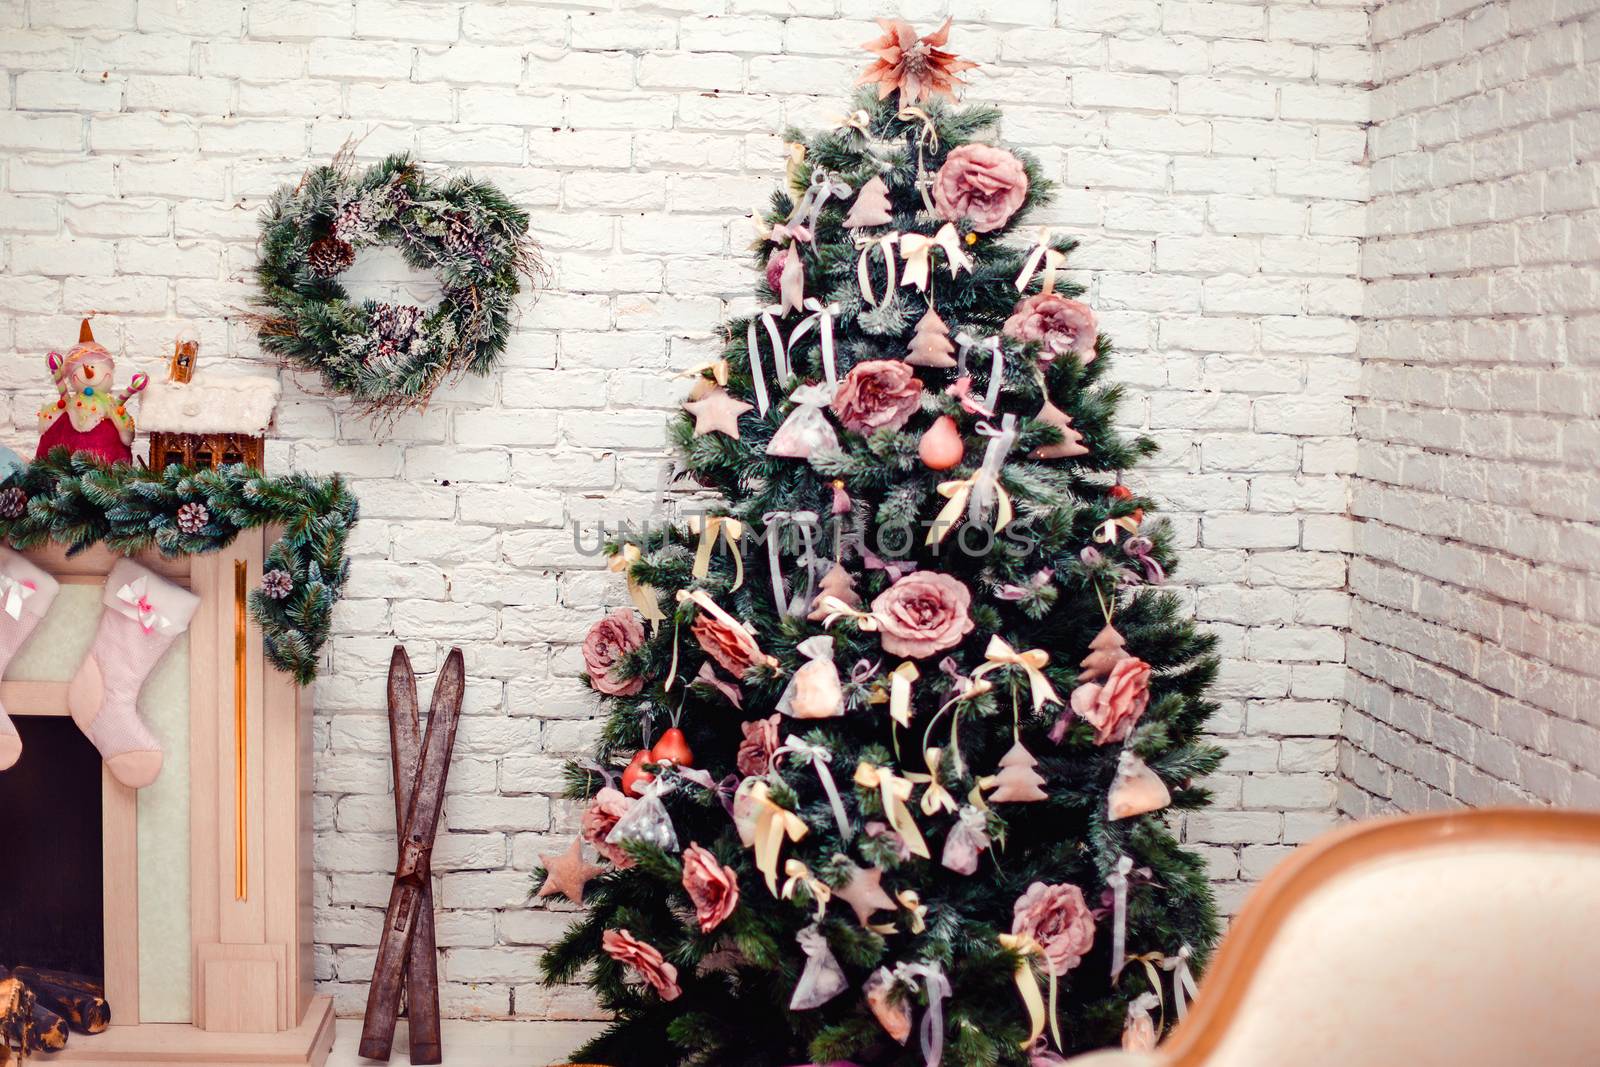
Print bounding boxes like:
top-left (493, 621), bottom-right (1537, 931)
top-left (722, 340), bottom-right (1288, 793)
top-left (26, 1001), bottom-right (68, 1052)
top-left (11, 968), bottom-right (110, 1035)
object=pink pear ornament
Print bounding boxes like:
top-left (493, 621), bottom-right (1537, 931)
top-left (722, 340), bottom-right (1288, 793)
top-left (918, 415), bottom-right (964, 470)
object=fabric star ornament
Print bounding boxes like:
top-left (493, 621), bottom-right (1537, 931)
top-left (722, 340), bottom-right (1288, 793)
top-left (536, 837), bottom-right (606, 904)
top-left (684, 386), bottom-right (753, 439)
top-left (832, 857), bottom-right (898, 926)
top-left (857, 18), bottom-right (978, 105)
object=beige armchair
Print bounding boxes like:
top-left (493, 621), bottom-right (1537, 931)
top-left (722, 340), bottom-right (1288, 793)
top-left (1070, 808), bottom-right (1600, 1067)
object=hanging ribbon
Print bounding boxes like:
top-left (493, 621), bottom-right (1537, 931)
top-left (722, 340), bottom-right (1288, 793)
top-left (1108, 855), bottom-right (1133, 981)
top-left (854, 761), bottom-right (929, 859)
top-left (745, 303), bottom-right (791, 417)
top-left (572, 756), bottom-right (618, 793)
top-left (908, 747), bottom-right (958, 817)
top-left (926, 415), bottom-right (1018, 546)
top-left (1094, 516), bottom-right (1141, 545)
top-left (789, 298), bottom-right (841, 388)
top-left (1123, 536), bottom-right (1165, 584)
top-left (900, 223), bottom-right (974, 292)
top-left (774, 734), bottom-right (852, 842)
top-left (997, 933), bottom-right (1051, 1049)
top-left (1161, 945), bottom-right (1199, 1021)
top-left (890, 962), bottom-right (950, 1067)
top-left (675, 589), bottom-right (777, 672)
top-left (747, 779), bottom-right (809, 896)
top-left (954, 331), bottom-right (1005, 417)
top-left (856, 231), bottom-right (900, 306)
top-left (769, 221), bottom-right (812, 247)
top-left (969, 636), bottom-right (1062, 714)
top-left (789, 168), bottom-right (854, 237)
top-left (1015, 227), bottom-right (1066, 294)
top-left (117, 575), bottom-right (171, 635)
top-left (0, 575), bottom-right (37, 621)
top-left (782, 858), bottom-right (832, 921)
top-left (762, 510), bottom-right (820, 618)
top-left (897, 106), bottom-right (941, 212)
top-left (688, 514), bottom-right (746, 591)
top-left (784, 141), bottom-right (807, 196)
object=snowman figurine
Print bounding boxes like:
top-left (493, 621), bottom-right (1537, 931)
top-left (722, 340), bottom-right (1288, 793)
top-left (36, 319), bottom-right (147, 465)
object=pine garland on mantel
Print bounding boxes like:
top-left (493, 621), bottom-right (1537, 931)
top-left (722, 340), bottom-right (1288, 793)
top-left (0, 450), bottom-right (358, 685)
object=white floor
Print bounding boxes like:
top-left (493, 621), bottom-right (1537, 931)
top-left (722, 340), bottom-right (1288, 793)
top-left (325, 1019), bottom-right (607, 1067)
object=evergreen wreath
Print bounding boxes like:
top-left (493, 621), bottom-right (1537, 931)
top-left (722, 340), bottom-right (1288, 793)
top-left (253, 151), bottom-right (545, 414)
top-left (1, 450), bottom-right (359, 686)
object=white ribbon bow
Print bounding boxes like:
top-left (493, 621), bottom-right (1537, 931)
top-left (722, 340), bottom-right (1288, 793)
top-left (955, 331), bottom-right (1005, 417)
top-left (117, 576), bottom-right (169, 635)
top-left (892, 961), bottom-right (951, 1067)
top-left (1108, 855), bottom-right (1134, 981)
top-left (0, 574), bottom-right (37, 621)
top-left (774, 732), bottom-right (852, 842)
top-left (789, 298), bottom-right (841, 389)
top-left (1161, 945), bottom-right (1199, 1021)
top-left (900, 224), bottom-right (974, 292)
top-left (790, 169), bottom-right (854, 238)
top-left (856, 231), bottom-right (900, 306)
top-left (762, 511), bottom-right (821, 618)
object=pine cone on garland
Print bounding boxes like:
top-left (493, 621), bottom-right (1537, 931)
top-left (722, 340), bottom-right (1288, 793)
top-left (260, 569), bottom-right (293, 600)
top-left (308, 236), bottom-right (355, 278)
top-left (176, 501), bottom-right (209, 534)
top-left (0, 487), bottom-right (26, 519)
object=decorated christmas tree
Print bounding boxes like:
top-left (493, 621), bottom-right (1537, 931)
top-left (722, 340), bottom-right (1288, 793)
top-left (540, 20), bottom-right (1221, 1067)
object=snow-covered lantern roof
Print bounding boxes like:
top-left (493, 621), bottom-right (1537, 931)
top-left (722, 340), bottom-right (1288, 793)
top-left (139, 335), bottom-right (281, 471)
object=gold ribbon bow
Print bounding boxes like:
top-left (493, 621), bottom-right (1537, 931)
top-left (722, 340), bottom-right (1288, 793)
top-left (749, 779), bottom-right (808, 896)
top-left (869, 889), bottom-right (928, 936)
top-left (1095, 516), bottom-right (1141, 544)
top-left (785, 141), bottom-right (807, 196)
top-left (610, 545), bottom-right (666, 624)
top-left (927, 473), bottom-right (1014, 546)
top-left (899, 223), bottom-right (974, 292)
top-left (677, 358), bottom-right (730, 388)
top-left (687, 514), bottom-right (745, 591)
top-left (782, 858), bottom-right (831, 921)
top-left (908, 746), bottom-right (958, 817)
top-left (1015, 227), bottom-right (1065, 294)
top-left (868, 660), bottom-right (921, 728)
top-left (854, 761), bottom-right (930, 859)
top-left (816, 593), bottom-right (880, 631)
top-left (835, 109), bottom-right (872, 135)
top-left (998, 933), bottom-right (1063, 1050)
top-left (970, 636), bottom-right (1062, 714)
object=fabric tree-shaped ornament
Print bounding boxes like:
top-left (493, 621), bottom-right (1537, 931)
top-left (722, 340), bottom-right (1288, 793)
top-left (807, 562), bottom-right (860, 622)
top-left (905, 306), bottom-right (957, 368)
top-left (845, 176), bottom-right (894, 229)
top-left (987, 741), bottom-right (1049, 803)
top-left (1079, 623), bottom-right (1129, 681)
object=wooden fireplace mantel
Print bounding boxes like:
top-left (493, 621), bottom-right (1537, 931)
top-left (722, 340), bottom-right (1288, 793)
top-left (5, 535), bottom-right (334, 1067)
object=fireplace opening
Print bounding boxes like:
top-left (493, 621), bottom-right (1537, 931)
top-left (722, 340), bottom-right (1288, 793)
top-left (0, 715), bottom-right (104, 980)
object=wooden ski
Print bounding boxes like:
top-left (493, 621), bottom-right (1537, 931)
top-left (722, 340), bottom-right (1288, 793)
top-left (387, 646), bottom-right (443, 1064)
top-left (358, 647), bottom-right (464, 1061)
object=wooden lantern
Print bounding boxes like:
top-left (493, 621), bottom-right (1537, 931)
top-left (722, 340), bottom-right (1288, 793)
top-left (140, 340), bottom-right (280, 472)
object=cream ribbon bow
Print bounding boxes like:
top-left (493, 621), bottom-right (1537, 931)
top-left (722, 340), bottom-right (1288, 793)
top-left (969, 636), bottom-right (1062, 714)
top-left (687, 513), bottom-right (745, 591)
top-left (748, 779), bottom-right (809, 896)
top-left (0, 574), bottom-right (37, 621)
top-left (926, 415), bottom-right (1019, 546)
top-left (117, 575), bottom-right (170, 634)
top-left (782, 858), bottom-right (832, 921)
top-left (1015, 226), bottom-right (1066, 294)
top-left (853, 760), bottom-right (930, 859)
top-left (997, 932), bottom-right (1057, 1049)
top-left (908, 746), bottom-right (958, 817)
top-left (899, 224), bottom-right (973, 292)
top-left (608, 544), bottom-right (667, 624)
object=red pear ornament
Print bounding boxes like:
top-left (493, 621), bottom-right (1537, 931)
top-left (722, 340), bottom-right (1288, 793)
top-left (621, 749), bottom-right (655, 796)
top-left (918, 415), bottom-right (964, 470)
top-left (651, 727), bottom-right (695, 768)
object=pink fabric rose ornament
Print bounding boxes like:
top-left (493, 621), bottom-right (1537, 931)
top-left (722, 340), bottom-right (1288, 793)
top-left (932, 143), bottom-right (1029, 233)
top-left (830, 359), bottom-right (924, 436)
top-left (582, 607), bottom-right (646, 697)
top-left (1012, 881), bottom-right (1096, 977)
top-left (602, 928), bottom-right (682, 1001)
top-left (582, 786), bottom-right (637, 868)
top-left (736, 713), bottom-right (782, 777)
top-left (869, 571), bottom-right (976, 658)
top-left (1003, 293), bottom-right (1098, 365)
top-left (681, 843), bottom-right (741, 933)
top-left (1071, 656), bottom-right (1152, 746)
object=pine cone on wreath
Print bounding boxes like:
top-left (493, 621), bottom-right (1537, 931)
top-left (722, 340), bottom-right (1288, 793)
top-left (331, 199), bottom-right (366, 242)
top-left (443, 212), bottom-right (489, 264)
top-left (308, 236), bottom-right (355, 278)
top-left (176, 501), bottom-right (209, 534)
top-left (260, 569), bottom-right (293, 600)
top-left (0, 487), bottom-right (26, 519)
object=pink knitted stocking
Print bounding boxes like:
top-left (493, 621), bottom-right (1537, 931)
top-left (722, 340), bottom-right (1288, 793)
top-left (67, 559), bottom-right (200, 789)
top-left (0, 549), bottom-right (60, 771)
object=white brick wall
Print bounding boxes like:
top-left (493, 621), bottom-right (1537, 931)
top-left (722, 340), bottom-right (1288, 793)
top-left (1346, 0), bottom-right (1600, 816)
top-left (0, 0), bottom-right (1370, 1020)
